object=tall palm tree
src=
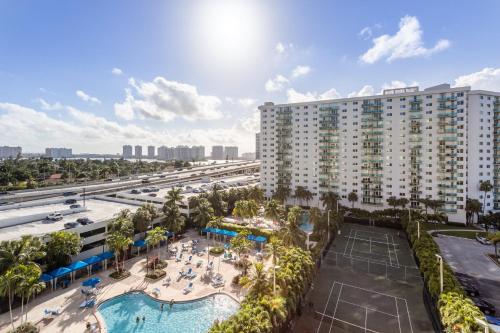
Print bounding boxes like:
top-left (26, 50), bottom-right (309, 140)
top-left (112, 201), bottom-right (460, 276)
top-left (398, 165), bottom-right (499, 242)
top-left (15, 263), bottom-right (44, 325)
top-left (162, 201), bottom-right (185, 233)
top-left (233, 200), bottom-right (249, 222)
top-left (320, 191), bottom-right (339, 211)
top-left (465, 199), bottom-right (482, 225)
top-left (309, 207), bottom-right (322, 228)
top-left (489, 232), bottom-right (500, 259)
top-left (347, 191), bottom-right (358, 208)
top-left (280, 206), bottom-right (306, 247)
top-left (165, 187), bottom-right (184, 205)
top-left (265, 236), bottom-right (283, 295)
top-left (132, 206), bottom-right (153, 236)
top-left (106, 232), bottom-right (133, 274)
top-left (273, 186), bottom-right (291, 204)
top-left (146, 227), bottom-right (167, 270)
top-left (239, 262), bottom-right (271, 296)
top-left (479, 180), bottom-right (493, 216)
top-left (264, 199), bottom-right (284, 226)
top-left (0, 267), bottom-right (21, 330)
top-left (260, 295), bottom-right (287, 332)
top-left (248, 186), bottom-right (265, 204)
top-left (386, 196), bottom-right (398, 209)
top-left (193, 198), bottom-right (214, 228)
top-left (293, 186), bottom-right (308, 206)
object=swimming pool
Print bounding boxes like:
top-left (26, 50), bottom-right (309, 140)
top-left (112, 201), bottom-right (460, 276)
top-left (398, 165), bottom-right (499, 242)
top-left (299, 212), bottom-right (314, 234)
top-left (97, 292), bottom-right (239, 333)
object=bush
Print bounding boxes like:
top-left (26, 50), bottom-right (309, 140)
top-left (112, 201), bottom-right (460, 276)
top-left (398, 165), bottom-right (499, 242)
top-left (146, 269), bottom-right (166, 280)
top-left (209, 246), bottom-right (224, 255)
top-left (109, 270), bottom-right (131, 280)
top-left (232, 274), bottom-right (241, 285)
top-left (8, 323), bottom-right (39, 333)
top-left (221, 222), bottom-right (274, 239)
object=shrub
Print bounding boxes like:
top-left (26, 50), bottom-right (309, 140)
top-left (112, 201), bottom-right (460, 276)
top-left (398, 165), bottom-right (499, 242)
top-left (8, 323), bottom-right (39, 333)
top-left (209, 246), bottom-right (224, 255)
top-left (221, 222), bottom-right (274, 239)
top-left (146, 269), bottom-right (166, 280)
top-left (109, 270), bottom-right (131, 280)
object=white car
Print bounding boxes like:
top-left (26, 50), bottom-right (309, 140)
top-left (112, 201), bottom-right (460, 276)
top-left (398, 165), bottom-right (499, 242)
top-left (46, 213), bottom-right (63, 221)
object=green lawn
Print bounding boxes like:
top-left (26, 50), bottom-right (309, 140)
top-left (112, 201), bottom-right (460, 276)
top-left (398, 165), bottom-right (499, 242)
top-left (421, 222), bottom-right (479, 231)
top-left (435, 230), bottom-right (491, 239)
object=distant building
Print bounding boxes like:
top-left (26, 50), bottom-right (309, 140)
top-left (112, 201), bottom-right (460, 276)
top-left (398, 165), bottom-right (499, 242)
top-left (191, 146), bottom-right (205, 161)
top-left (134, 145), bottom-right (142, 159)
top-left (241, 152), bottom-right (255, 161)
top-left (255, 133), bottom-right (261, 160)
top-left (0, 146), bottom-right (22, 159)
top-left (147, 145), bottom-right (155, 159)
top-left (174, 145), bottom-right (191, 161)
top-left (122, 145), bottom-right (133, 158)
top-left (45, 148), bottom-right (72, 158)
top-left (158, 146), bottom-right (174, 160)
top-left (211, 146), bottom-right (224, 160)
top-left (224, 146), bottom-right (238, 160)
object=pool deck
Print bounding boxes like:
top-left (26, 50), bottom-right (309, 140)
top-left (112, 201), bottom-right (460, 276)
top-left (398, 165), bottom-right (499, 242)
top-left (0, 230), bottom-right (256, 333)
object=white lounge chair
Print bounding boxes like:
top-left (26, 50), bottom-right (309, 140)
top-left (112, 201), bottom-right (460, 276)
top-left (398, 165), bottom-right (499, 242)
top-left (183, 282), bottom-right (193, 294)
top-left (185, 268), bottom-right (197, 279)
top-left (175, 253), bottom-right (183, 262)
top-left (206, 261), bottom-right (214, 271)
top-left (43, 308), bottom-right (60, 318)
top-left (185, 255), bottom-right (193, 264)
top-left (162, 276), bottom-right (171, 286)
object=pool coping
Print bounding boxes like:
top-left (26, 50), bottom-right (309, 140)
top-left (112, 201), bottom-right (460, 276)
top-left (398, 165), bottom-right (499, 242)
top-left (94, 290), bottom-right (240, 333)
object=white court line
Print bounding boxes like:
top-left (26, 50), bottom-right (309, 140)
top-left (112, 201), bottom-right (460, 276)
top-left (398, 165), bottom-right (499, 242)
top-left (365, 307), bottom-right (368, 333)
top-left (316, 281), bottom-right (338, 333)
top-left (327, 283), bottom-right (343, 333)
top-left (338, 299), bottom-right (399, 318)
top-left (385, 233), bottom-right (393, 266)
top-left (395, 297), bottom-right (401, 333)
top-left (316, 312), bottom-right (382, 333)
top-left (390, 234), bottom-right (400, 267)
top-left (349, 230), bottom-right (357, 257)
top-left (343, 228), bottom-right (354, 256)
top-left (403, 298), bottom-right (414, 333)
top-left (340, 281), bottom-right (408, 301)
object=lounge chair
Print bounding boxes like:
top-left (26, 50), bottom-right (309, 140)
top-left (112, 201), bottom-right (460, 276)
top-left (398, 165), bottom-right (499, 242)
top-left (162, 276), bottom-right (171, 286)
top-left (206, 261), bottom-right (214, 271)
top-left (181, 244), bottom-right (188, 252)
top-left (185, 268), bottom-right (197, 279)
top-left (182, 282), bottom-right (193, 294)
top-left (79, 299), bottom-right (95, 308)
top-left (185, 255), bottom-right (193, 264)
top-left (211, 274), bottom-right (225, 288)
top-left (196, 260), bottom-right (203, 268)
top-left (152, 287), bottom-right (161, 297)
top-left (43, 308), bottom-right (60, 318)
top-left (175, 253), bottom-right (183, 262)
top-left (177, 270), bottom-right (185, 281)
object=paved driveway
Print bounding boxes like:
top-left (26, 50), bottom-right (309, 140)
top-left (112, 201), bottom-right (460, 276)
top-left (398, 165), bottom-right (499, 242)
top-left (434, 235), bottom-right (500, 310)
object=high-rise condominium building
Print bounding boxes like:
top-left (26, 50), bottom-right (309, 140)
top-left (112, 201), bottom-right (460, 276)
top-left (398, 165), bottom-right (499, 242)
top-left (0, 146), bottom-right (22, 159)
top-left (224, 146), bottom-right (238, 160)
top-left (259, 83), bottom-right (500, 222)
top-left (122, 145), bottom-right (133, 158)
top-left (45, 148), bottom-right (72, 158)
top-left (158, 146), bottom-right (175, 160)
top-left (211, 146), bottom-right (224, 160)
top-left (191, 146), bottom-right (205, 161)
top-left (134, 145), bottom-right (142, 159)
top-left (147, 145), bottom-right (155, 159)
top-left (256, 133), bottom-right (261, 160)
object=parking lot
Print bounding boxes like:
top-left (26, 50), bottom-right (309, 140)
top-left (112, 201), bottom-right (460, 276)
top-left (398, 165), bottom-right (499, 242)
top-left (293, 223), bottom-right (434, 333)
top-left (435, 234), bottom-right (500, 313)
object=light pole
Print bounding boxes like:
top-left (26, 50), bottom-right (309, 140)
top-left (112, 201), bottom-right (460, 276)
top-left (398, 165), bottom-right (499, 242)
top-left (327, 210), bottom-right (331, 243)
top-left (475, 318), bottom-right (490, 333)
top-left (273, 265), bottom-right (280, 295)
top-left (435, 254), bottom-right (443, 293)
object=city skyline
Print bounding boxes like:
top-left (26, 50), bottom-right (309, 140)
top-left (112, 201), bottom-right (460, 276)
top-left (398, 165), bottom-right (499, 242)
top-left (1, 0), bottom-right (499, 154)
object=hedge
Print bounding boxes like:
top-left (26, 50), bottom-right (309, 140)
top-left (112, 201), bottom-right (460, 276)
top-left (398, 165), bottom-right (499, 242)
top-left (221, 222), bottom-right (275, 239)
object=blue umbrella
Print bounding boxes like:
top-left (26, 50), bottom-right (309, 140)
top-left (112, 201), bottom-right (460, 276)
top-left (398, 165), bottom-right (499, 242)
top-left (82, 277), bottom-right (101, 287)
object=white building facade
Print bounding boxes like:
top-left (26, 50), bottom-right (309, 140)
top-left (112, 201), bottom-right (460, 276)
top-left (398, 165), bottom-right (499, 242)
top-left (0, 146), bottom-right (22, 159)
top-left (224, 146), bottom-right (239, 160)
top-left (122, 145), bottom-right (133, 158)
top-left (45, 147), bottom-right (72, 158)
top-left (259, 84), bottom-right (500, 222)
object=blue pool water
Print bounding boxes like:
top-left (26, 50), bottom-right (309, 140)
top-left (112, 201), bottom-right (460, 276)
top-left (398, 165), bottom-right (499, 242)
top-left (299, 212), bottom-right (314, 233)
top-left (98, 292), bottom-right (239, 333)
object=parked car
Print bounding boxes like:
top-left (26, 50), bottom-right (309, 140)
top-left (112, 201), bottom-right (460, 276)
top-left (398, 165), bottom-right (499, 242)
top-left (0, 191), bottom-right (10, 195)
top-left (104, 178), bottom-right (113, 182)
top-left (472, 298), bottom-right (496, 315)
top-left (63, 191), bottom-right (77, 196)
top-left (159, 175), bottom-right (166, 178)
top-left (64, 222), bottom-right (80, 229)
top-left (0, 201), bottom-right (13, 206)
top-left (76, 217), bottom-right (93, 225)
top-left (148, 193), bottom-right (157, 197)
top-left (476, 234), bottom-right (491, 245)
top-left (64, 199), bottom-right (77, 204)
top-left (46, 213), bottom-right (63, 221)
top-left (149, 187), bottom-right (159, 192)
top-left (70, 204), bottom-right (81, 209)
top-left (130, 189), bottom-right (141, 194)
top-left (142, 178), bottom-right (150, 184)
top-left (142, 188), bottom-right (151, 193)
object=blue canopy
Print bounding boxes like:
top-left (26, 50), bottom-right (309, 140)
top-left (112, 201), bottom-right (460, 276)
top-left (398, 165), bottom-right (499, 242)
top-left (82, 277), bottom-right (101, 287)
top-left (66, 261), bottom-right (88, 272)
top-left (83, 256), bottom-right (102, 266)
top-left (40, 273), bottom-right (53, 282)
top-left (98, 251), bottom-right (114, 260)
top-left (48, 267), bottom-right (72, 278)
top-left (133, 239), bottom-right (147, 247)
top-left (165, 231), bottom-right (175, 237)
top-left (202, 228), bottom-right (265, 243)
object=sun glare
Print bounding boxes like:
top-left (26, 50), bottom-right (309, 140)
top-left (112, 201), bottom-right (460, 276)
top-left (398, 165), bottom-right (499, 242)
top-left (190, 0), bottom-right (266, 71)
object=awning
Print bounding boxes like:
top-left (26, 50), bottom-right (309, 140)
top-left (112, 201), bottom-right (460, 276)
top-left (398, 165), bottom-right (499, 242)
top-left (133, 239), bottom-right (147, 247)
top-left (202, 228), bottom-right (264, 242)
top-left (83, 256), bottom-right (102, 266)
top-left (82, 277), bottom-right (101, 287)
top-left (97, 251), bottom-right (114, 260)
top-left (66, 261), bottom-right (88, 272)
top-left (40, 273), bottom-right (53, 282)
top-left (48, 267), bottom-right (72, 278)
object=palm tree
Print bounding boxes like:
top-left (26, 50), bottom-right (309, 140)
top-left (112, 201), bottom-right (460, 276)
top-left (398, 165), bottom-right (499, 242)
top-left (265, 236), bottom-right (283, 295)
top-left (465, 199), bottom-right (482, 225)
top-left (273, 186), bottom-right (291, 204)
top-left (165, 187), bottom-right (184, 205)
top-left (0, 267), bottom-right (21, 330)
top-left (309, 207), bottom-right (322, 228)
top-left (207, 216), bottom-right (224, 229)
top-left (106, 232), bottom-right (133, 274)
top-left (293, 186), bottom-right (309, 206)
top-left (320, 191), bottom-right (339, 211)
top-left (264, 199), bottom-right (284, 226)
top-left (15, 263), bottom-right (44, 325)
top-left (239, 262), bottom-right (270, 296)
top-left (248, 186), bottom-right (265, 203)
top-left (132, 205), bottom-right (154, 236)
top-left (146, 227), bottom-right (167, 270)
top-left (233, 200), bottom-right (249, 222)
top-left (260, 295), bottom-right (287, 332)
top-left (193, 198), bottom-right (214, 228)
top-left (386, 196), bottom-right (398, 209)
top-left (348, 191), bottom-right (358, 208)
top-left (489, 232), bottom-right (500, 259)
top-left (280, 206), bottom-right (306, 247)
top-left (162, 201), bottom-right (185, 233)
top-left (479, 180), bottom-right (493, 216)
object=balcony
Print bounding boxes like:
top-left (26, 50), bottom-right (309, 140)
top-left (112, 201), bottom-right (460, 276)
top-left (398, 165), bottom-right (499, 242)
top-left (437, 96), bottom-right (457, 103)
top-left (437, 112), bottom-right (457, 118)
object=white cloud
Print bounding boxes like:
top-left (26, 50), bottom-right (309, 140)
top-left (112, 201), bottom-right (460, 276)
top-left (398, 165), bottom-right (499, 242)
top-left (237, 98), bottom-right (257, 108)
top-left (454, 67), bottom-right (500, 91)
top-left (76, 90), bottom-right (101, 104)
top-left (0, 102), bottom-right (258, 154)
top-left (37, 98), bottom-right (63, 111)
top-left (381, 80), bottom-right (419, 90)
top-left (291, 65), bottom-right (311, 78)
top-left (275, 42), bottom-right (285, 54)
top-left (111, 67), bottom-right (123, 75)
top-left (114, 77), bottom-right (223, 122)
top-left (360, 15), bottom-right (450, 64)
top-left (347, 85), bottom-right (375, 98)
top-left (265, 75), bottom-right (289, 92)
top-left (358, 24), bottom-right (381, 40)
top-left (286, 88), bottom-right (341, 103)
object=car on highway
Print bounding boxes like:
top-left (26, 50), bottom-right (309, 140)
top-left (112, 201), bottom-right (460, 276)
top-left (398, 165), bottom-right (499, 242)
top-left (149, 187), bottom-right (159, 192)
top-left (64, 199), bottom-right (77, 204)
top-left (0, 191), bottom-right (10, 195)
top-left (142, 178), bottom-right (150, 184)
top-left (70, 204), bottom-right (81, 209)
top-left (159, 175), bottom-right (166, 178)
top-left (46, 213), bottom-right (63, 221)
top-left (142, 188), bottom-right (151, 193)
top-left (104, 178), bottom-right (113, 182)
top-left (76, 217), bottom-right (94, 225)
top-left (130, 189), bottom-right (141, 194)
top-left (472, 297), bottom-right (496, 315)
top-left (0, 201), bottom-right (13, 206)
top-left (64, 222), bottom-right (80, 229)
top-left (148, 193), bottom-right (157, 197)
top-left (63, 191), bottom-right (77, 196)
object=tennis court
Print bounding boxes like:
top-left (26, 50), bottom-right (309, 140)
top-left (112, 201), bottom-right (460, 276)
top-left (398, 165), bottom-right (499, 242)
top-left (293, 222), bottom-right (435, 333)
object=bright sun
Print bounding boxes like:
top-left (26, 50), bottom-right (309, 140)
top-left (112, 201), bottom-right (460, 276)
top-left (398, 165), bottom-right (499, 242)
top-left (190, 0), bottom-right (266, 71)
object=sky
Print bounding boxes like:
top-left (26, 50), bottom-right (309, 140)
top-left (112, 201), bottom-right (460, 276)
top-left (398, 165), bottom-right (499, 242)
top-left (1, 0), bottom-right (500, 154)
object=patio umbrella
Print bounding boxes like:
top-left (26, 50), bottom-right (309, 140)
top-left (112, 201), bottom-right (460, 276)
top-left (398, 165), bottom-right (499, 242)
top-left (82, 277), bottom-right (101, 287)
